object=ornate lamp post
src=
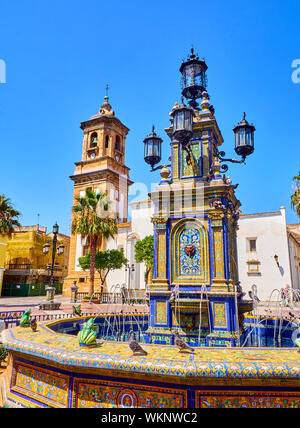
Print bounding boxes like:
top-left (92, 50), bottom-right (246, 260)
top-left (143, 48), bottom-right (256, 177)
top-left (42, 222), bottom-right (64, 303)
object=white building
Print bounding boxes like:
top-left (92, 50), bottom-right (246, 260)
top-left (106, 199), bottom-right (154, 291)
top-left (287, 223), bottom-right (300, 291)
top-left (236, 207), bottom-right (298, 301)
top-left (106, 202), bottom-right (300, 301)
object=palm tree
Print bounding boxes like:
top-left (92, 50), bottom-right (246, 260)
top-left (0, 195), bottom-right (21, 236)
top-left (291, 168), bottom-right (300, 218)
top-left (71, 188), bottom-right (118, 297)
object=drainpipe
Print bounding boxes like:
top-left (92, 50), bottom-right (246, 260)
top-left (280, 206), bottom-right (293, 294)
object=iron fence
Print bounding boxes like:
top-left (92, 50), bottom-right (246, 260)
top-left (0, 310), bottom-right (99, 329)
top-left (76, 291), bottom-right (147, 305)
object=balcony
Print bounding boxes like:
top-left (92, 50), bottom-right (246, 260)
top-left (8, 264), bottom-right (32, 270)
top-left (6, 264), bottom-right (32, 276)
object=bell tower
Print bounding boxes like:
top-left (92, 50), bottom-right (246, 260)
top-left (63, 96), bottom-right (132, 294)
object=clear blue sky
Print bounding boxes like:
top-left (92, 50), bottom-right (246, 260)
top-left (0, 0), bottom-right (299, 235)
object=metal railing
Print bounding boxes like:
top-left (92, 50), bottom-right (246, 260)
top-left (76, 291), bottom-right (147, 305)
top-left (8, 264), bottom-right (32, 270)
top-left (1, 310), bottom-right (99, 329)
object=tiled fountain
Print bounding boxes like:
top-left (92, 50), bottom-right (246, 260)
top-left (1, 50), bottom-right (300, 408)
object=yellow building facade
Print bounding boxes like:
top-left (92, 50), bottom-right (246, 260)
top-left (63, 96), bottom-right (132, 295)
top-left (3, 225), bottom-right (70, 287)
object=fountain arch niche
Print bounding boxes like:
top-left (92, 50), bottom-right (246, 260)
top-left (171, 218), bottom-right (210, 286)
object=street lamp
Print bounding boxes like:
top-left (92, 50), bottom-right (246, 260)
top-left (143, 49), bottom-right (256, 176)
top-left (233, 112), bottom-right (256, 159)
top-left (213, 112), bottom-right (256, 173)
top-left (43, 242), bottom-right (50, 255)
top-left (180, 47), bottom-right (208, 108)
top-left (143, 126), bottom-right (163, 171)
top-left (43, 222), bottom-right (64, 302)
top-left (170, 99), bottom-right (194, 148)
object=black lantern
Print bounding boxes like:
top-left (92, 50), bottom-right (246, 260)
top-left (143, 126), bottom-right (162, 170)
top-left (170, 100), bottom-right (194, 147)
top-left (57, 244), bottom-right (64, 256)
top-left (180, 47), bottom-right (208, 108)
top-left (53, 222), bottom-right (59, 235)
top-left (233, 113), bottom-right (256, 159)
top-left (43, 242), bottom-right (50, 255)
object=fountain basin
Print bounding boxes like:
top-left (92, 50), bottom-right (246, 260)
top-left (1, 315), bottom-right (300, 408)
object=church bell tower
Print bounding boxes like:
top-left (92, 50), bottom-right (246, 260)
top-left (63, 96), bottom-right (132, 294)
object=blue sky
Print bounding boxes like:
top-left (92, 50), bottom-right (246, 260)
top-left (0, 0), bottom-right (299, 235)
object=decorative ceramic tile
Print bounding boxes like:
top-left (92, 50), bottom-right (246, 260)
top-left (157, 232), bottom-right (166, 278)
top-left (213, 229), bottom-right (224, 278)
top-left (213, 303), bottom-right (227, 328)
top-left (155, 301), bottom-right (168, 325)
top-left (73, 378), bottom-right (187, 408)
top-left (196, 390), bottom-right (300, 408)
top-left (172, 220), bottom-right (210, 284)
top-left (11, 361), bottom-right (69, 408)
top-left (2, 323), bottom-right (300, 380)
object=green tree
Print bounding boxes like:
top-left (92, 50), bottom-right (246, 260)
top-left (135, 235), bottom-right (154, 284)
top-left (291, 167), bottom-right (300, 218)
top-left (78, 249), bottom-right (127, 291)
top-left (0, 195), bottom-right (21, 236)
top-left (71, 188), bottom-right (118, 297)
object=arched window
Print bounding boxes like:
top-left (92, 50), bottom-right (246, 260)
top-left (90, 132), bottom-right (98, 148)
top-left (115, 135), bottom-right (121, 151)
top-left (105, 135), bottom-right (109, 149)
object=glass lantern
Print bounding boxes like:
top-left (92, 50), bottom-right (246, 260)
top-left (180, 48), bottom-right (208, 107)
top-left (143, 126), bottom-right (162, 169)
top-left (53, 223), bottom-right (59, 235)
top-left (43, 242), bottom-right (50, 255)
top-left (170, 100), bottom-right (194, 146)
top-left (57, 244), bottom-right (64, 256)
top-left (233, 113), bottom-right (256, 159)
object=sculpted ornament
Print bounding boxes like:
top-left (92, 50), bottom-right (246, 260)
top-left (210, 198), bottom-right (224, 210)
top-left (208, 209), bottom-right (225, 222)
top-left (151, 217), bottom-right (168, 225)
top-left (185, 245), bottom-right (195, 257)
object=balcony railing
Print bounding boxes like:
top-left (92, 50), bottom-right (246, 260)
top-left (76, 291), bottom-right (148, 305)
top-left (8, 264), bottom-right (32, 270)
